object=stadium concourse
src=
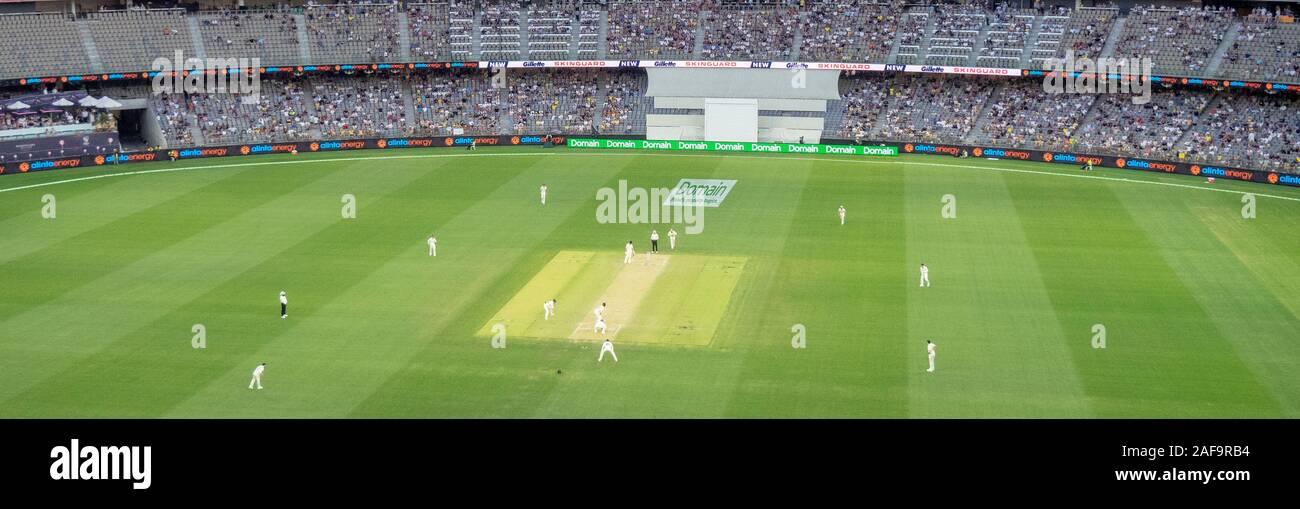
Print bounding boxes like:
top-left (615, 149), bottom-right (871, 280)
top-left (0, 0), bottom-right (1299, 174)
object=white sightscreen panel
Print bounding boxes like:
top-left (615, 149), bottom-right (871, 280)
top-left (704, 98), bottom-right (758, 142)
top-left (646, 68), bottom-right (841, 100)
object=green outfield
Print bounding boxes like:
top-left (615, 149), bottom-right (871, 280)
top-left (1, 147), bottom-right (1298, 418)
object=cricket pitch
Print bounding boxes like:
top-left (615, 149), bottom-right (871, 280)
top-left (477, 250), bottom-right (747, 346)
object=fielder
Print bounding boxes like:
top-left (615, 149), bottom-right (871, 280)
top-left (650, 230), bottom-right (660, 254)
top-left (279, 291), bottom-right (288, 318)
top-left (598, 339), bottom-right (618, 362)
top-left (594, 317), bottom-right (607, 334)
top-left (624, 240), bottom-right (634, 264)
top-left (919, 263), bottom-right (930, 287)
top-left (540, 184), bottom-right (548, 205)
top-left (838, 205), bottom-right (846, 225)
top-left (428, 235), bottom-right (437, 257)
top-left (926, 341), bottom-right (937, 373)
top-left (543, 299), bottom-right (557, 320)
top-left (668, 228), bottom-right (678, 250)
top-left (249, 362), bottom-right (266, 389)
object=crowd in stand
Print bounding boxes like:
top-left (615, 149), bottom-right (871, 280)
top-left (605, 0), bottom-right (699, 58)
top-left (408, 3), bottom-right (451, 60)
top-left (976, 80), bottom-right (1095, 150)
top-left (876, 76), bottom-right (995, 143)
top-left (1056, 6), bottom-right (1116, 60)
top-left (1071, 90), bottom-right (1210, 159)
top-left (799, 1), bottom-right (901, 63)
top-left (701, 4), bottom-right (798, 60)
top-left (1112, 5), bottom-right (1233, 75)
top-left (6, 1), bottom-right (1300, 174)
top-left (410, 71), bottom-right (501, 135)
top-left (502, 70), bottom-right (598, 134)
top-left (304, 1), bottom-right (401, 63)
top-left (127, 69), bottom-right (1300, 175)
top-left (1175, 93), bottom-right (1300, 172)
top-left (200, 9), bottom-right (300, 63)
top-left (1219, 7), bottom-right (1300, 81)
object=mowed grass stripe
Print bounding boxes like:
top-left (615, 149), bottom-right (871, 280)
top-left (905, 168), bottom-right (1090, 418)
top-left (162, 155), bottom-right (611, 417)
top-left (529, 154), bottom-right (761, 417)
top-left (0, 166), bottom-right (254, 266)
top-left (0, 166), bottom-right (292, 324)
top-left (0, 159), bottom-right (444, 416)
top-left (722, 159), bottom-right (904, 417)
top-left (1005, 175), bottom-right (1281, 417)
top-left (1112, 184), bottom-right (1300, 416)
top-left (342, 155), bottom-right (647, 417)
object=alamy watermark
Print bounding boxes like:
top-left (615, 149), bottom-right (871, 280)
top-left (151, 50), bottom-right (261, 104)
top-left (596, 179), bottom-right (706, 234)
top-left (1043, 51), bottom-right (1152, 105)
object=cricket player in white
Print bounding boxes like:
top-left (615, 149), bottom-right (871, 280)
top-left (668, 228), bottom-right (678, 250)
top-left (624, 240), bottom-right (634, 264)
top-left (919, 263), bottom-right (930, 287)
top-left (279, 291), bottom-right (288, 318)
top-left (540, 184), bottom-right (547, 205)
top-left (594, 302), bottom-right (606, 322)
top-left (594, 317), bottom-right (607, 334)
top-left (598, 339), bottom-right (618, 362)
top-left (428, 235), bottom-right (437, 257)
top-left (838, 205), bottom-right (846, 225)
top-left (249, 362), bottom-right (266, 389)
top-left (543, 299), bottom-right (556, 320)
top-left (926, 341), bottom-right (936, 372)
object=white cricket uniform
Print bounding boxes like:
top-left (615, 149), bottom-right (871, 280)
top-left (624, 243), bottom-right (634, 264)
top-left (594, 304), bottom-right (605, 321)
top-left (599, 340), bottom-right (618, 362)
top-left (668, 230), bottom-right (677, 250)
top-left (249, 364), bottom-right (265, 389)
top-left (428, 237), bottom-right (437, 256)
top-left (838, 207), bottom-right (846, 225)
top-left (919, 265), bottom-right (930, 287)
top-left (540, 186), bottom-right (547, 205)
top-left (927, 343), bottom-right (936, 372)
top-left (594, 318), bottom-right (607, 334)
top-left (544, 300), bottom-right (555, 320)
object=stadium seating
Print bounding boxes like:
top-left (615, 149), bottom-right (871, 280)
top-left (1070, 88), bottom-right (1212, 160)
top-left (196, 9), bottom-right (302, 67)
top-left (410, 70), bottom-right (502, 135)
top-left (973, 80), bottom-right (1095, 150)
top-left (1111, 5), bottom-right (1232, 76)
top-left (605, 0), bottom-right (698, 59)
top-left (87, 9), bottom-right (196, 73)
top-left (1175, 92), bottom-right (1300, 172)
top-left (924, 3), bottom-right (986, 66)
top-left (1052, 6), bottom-right (1117, 62)
top-left (408, 3), bottom-right (452, 61)
top-left (304, 2), bottom-right (400, 64)
top-left (700, 4), bottom-right (798, 60)
top-left (1219, 12), bottom-right (1300, 82)
top-left (5, 1), bottom-right (1300, 176)
top-left (479, 0), bottom-right (525, 61)
top-left (0, 13), bottom-right (92, 78)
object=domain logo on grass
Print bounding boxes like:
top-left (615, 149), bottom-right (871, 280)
top-left (664, 179), bottom-right (738, 208)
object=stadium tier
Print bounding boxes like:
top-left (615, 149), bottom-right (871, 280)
top-left (0, 68), bottom-right (1282, 174)
top-left (2, 1), bottom-right (1297, 80)
top-left (1, 1), bottom-right (1299, 175)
